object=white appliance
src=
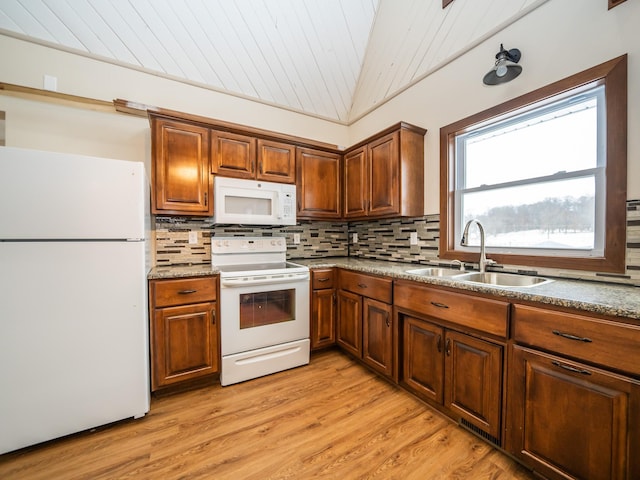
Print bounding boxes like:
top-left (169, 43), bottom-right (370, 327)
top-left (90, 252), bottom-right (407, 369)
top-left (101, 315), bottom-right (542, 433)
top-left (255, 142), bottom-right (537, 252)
top-left (214, 176), bottom-right (297, 225)
top-left (213, 237), bottom-right (310, 386)
top-left (0, 146), bottom-right (150, 455)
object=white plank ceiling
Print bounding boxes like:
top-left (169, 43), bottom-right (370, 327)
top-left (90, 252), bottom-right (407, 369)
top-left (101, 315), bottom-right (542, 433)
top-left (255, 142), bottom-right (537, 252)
top-left (0, 0), bottom-right (547, 124)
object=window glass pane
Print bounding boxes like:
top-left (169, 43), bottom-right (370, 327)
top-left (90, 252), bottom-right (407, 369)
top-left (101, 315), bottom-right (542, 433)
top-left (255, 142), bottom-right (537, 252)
top-left (461, 177), bottom-right (596, 250)
top-left (461, 94), bottom-right (599, 189)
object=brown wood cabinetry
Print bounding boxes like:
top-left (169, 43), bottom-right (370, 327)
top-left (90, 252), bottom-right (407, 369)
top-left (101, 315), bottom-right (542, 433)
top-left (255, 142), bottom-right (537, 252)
top-left (150, 116), bottom-right (212, 216)
top-left (310, 268), bottom-right (336, 350)
top-left (211, 131), bottom-right (296, 183)
top-left (296, 147), bottom-right (342, 219)
top-left (507, 305), bottom-right (640, 480)
top-left (257, 139), bottom-right (296, 183)
top-left (337, 269), bottom-right (394, 378)
top-left (396, 280), bottom-right (507, 442)
top-left (149, 276), bottom-right (219, 391)
top-left (343, 123), bottom-right (426, 220)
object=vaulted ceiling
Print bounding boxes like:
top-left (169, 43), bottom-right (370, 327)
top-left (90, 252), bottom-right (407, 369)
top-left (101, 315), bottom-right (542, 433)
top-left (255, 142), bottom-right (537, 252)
top-left (0, 0), bottom-right (546, 124)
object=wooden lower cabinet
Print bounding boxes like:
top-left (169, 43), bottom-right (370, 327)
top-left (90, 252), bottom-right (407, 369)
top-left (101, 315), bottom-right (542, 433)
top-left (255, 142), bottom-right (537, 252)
top-left (311, 269), bottom-right (336, 350)
top-left (336, 270), bottom-right (394, 379)
top-left (506, 345), bottom-right (640, 480)
top-left (362, 298), bottom-right (394, 378)
top-left (149, 276), bottom-right (219, 391)
top-left (402, 314), bottom-right (503, 441)
top-left (336, 289), bottom-right (362, 357)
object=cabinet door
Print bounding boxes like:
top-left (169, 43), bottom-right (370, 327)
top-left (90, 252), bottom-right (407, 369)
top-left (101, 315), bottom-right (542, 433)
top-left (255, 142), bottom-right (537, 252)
top-left (367, 131), bottom-right (399, 217)
top-left (211, 130), bottom-right (256, 178)
top-left (445, 330), bottom-right (503, 442)
top-left (343, 146), bottom-right (368, 219)
top-left (506, 346), bottom-right (640, 480)
top-left (296, 147), bottom-right (342, 219)
top-left (336, 289), bottom-right (361, 357)
top-left (402, 315), bottom-right (444, 404)
top-left (152, 301), bottom-right (218, 390)
top-left (257, 139), bottom-right (296, 183)
top-left (151, 118), bottom-right (212, 216)
top-left (362, 297), bottom-right (393, 377)
top-left (311, 288), bottom-right (336, 350)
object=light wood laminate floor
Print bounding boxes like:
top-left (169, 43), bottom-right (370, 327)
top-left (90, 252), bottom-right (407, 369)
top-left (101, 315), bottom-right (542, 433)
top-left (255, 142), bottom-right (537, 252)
top-left (0, 350), bottom-right (536, 479)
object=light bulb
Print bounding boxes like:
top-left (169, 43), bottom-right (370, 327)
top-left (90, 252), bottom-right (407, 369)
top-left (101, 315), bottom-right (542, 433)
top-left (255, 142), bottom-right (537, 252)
top-left (496, 62), bottom-right (508, 77)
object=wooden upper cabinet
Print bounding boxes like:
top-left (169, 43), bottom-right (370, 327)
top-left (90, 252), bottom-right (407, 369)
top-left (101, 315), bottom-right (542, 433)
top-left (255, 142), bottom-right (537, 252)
top-left (257, 139), bottom-right (296, 183)
top-left (151, 117), bottom-right (212, 216)
top-left (343, 123), bottom-right (425, 220)
top-left (211, 131), bottom-right (296, 183)
top-left (296, 147), bottom-right (342, 219)
top-left (343, 146), bottom-right (368, 218)
top-left (368, 131), bottom-right (400, 216)
top-left (210, 130), bottom-right (256, 179)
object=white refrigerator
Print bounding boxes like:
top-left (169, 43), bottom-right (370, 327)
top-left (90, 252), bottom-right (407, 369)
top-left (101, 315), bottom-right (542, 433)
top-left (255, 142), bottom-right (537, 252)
top-left (0, 146), bottom-right (151, 455)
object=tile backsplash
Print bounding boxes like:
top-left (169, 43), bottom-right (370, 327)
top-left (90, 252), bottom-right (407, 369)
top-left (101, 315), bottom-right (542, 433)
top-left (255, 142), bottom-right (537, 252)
top-left (154, 199), bottom-right (640, 286)
top-left (154, 218), bottom-right (349, 266)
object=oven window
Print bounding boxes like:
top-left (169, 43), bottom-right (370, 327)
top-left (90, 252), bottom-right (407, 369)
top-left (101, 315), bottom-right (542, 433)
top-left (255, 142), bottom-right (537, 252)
top-left (239, 288), bottom-right (295, 329)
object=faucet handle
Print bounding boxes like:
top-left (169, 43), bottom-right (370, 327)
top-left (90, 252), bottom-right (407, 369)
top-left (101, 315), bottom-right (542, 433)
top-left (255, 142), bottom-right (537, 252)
top-left (451, 259), bottom-right (466, 272)
top-left (485, 258), bottom-right (497, 268)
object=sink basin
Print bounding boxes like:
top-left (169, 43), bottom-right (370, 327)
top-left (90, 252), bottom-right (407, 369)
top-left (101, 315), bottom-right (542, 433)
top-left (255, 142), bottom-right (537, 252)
top-left (406, 267), bottom-right (462, 277)
top-left (453, 272), bottom-right (552, 287)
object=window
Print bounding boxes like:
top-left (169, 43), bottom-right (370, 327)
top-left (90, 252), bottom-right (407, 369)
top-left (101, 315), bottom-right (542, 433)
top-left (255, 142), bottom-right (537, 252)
top-left (440, 55), bottom-right (627, 273)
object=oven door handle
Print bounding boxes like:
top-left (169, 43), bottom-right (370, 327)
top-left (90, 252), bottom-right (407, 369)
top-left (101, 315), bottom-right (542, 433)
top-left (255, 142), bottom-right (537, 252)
top-left (221, 273), bottom-right (309, 287)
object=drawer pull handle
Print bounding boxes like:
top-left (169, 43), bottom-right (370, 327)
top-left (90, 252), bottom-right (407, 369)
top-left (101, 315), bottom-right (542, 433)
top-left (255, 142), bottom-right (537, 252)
top-left (552, 330), bottom-right (592, 343)
top-left (552, 361), bottom-right (592, 375)
top-left (430, 301), bottom-right (449, 309)
top-left (178, 289), bottom-right (197, 295)
top-left (358, 283), bottom-right (368, 288)
top-left (317, 278), bottom-right (330, 282)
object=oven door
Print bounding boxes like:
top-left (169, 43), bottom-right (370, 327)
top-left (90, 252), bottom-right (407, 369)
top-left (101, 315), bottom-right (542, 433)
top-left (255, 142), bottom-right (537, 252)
top-left (219, 274), bottom-right (309, 356)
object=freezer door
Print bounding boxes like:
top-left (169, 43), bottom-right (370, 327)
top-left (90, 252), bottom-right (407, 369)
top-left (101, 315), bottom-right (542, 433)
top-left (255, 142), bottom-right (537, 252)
top-left (0, 146), bottom-right (146, 240)
top-left (0, 241), bottom-right (150, 455)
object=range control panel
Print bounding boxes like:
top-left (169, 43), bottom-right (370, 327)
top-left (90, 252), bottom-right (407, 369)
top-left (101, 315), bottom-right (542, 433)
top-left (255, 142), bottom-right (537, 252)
top-left (211, 236), bottom-right (287, 255)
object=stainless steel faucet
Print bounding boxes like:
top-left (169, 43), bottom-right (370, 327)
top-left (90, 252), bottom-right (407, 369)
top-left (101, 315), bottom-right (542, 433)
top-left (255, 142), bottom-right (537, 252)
top-left (460, 220), bottom-right (496, 273)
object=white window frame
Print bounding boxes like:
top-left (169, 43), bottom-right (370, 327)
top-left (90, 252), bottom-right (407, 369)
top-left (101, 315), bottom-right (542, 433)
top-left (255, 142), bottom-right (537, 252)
top-left (453, 84), bottom-right (606, 259)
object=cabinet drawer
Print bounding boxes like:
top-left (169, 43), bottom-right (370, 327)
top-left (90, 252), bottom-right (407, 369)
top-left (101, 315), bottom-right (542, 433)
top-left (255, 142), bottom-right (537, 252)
top-left (338, 269), bottom-right (392, 303)
top-left (513, 304), bottom-right (640, 377)
top-left (152, 276), bottom-right (218, 307)
top-left (394, 280), bottom-right (509, 338)
top-left (312, 268), bottom-right (335, 289)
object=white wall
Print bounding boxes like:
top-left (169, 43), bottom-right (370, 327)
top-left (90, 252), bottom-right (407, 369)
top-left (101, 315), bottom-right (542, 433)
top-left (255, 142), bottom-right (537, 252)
top-left (349, 0), bottom-right (640, 213)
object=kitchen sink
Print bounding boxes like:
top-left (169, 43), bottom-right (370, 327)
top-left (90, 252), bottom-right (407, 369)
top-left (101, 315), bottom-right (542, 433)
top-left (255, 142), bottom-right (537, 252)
top-left (406, 267), bottom-right (463, 277)
top-left (453, 272), bottom-right (552, 287)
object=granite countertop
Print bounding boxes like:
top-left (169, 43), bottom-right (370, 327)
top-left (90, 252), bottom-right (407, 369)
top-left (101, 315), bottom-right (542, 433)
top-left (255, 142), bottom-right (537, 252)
top-left (148, 258), bottom-right (640, 321)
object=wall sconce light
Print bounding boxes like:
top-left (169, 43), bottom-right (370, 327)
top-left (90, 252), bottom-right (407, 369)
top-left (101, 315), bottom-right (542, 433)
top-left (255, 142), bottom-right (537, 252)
top-left (483, 44), bottom-right (522, 85)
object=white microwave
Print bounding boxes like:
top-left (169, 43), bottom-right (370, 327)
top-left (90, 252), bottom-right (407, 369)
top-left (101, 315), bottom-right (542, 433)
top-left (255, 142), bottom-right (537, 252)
top-left (213, 177), bottom-right (297, 225)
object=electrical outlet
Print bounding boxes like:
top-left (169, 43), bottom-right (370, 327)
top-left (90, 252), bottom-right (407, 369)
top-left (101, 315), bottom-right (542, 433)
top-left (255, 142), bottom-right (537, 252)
top-left (293, 233), bottom-right (301, 244)
top-left (188, 231), bottom-right (198, 244)
top-left (352, 233), bottom-right (358, 243)
top-left (410, 232), bottom-right (418, 245)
